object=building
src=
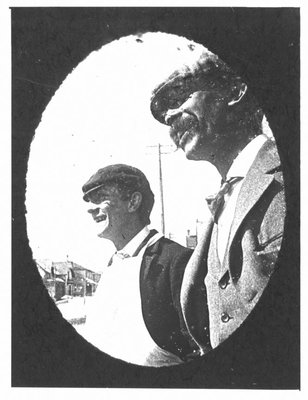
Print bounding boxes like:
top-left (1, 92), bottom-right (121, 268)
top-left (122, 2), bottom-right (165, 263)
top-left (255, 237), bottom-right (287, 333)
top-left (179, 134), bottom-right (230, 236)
top-left (35, 259), bottom-right (101, 301)
top-left (186, 229), bottom-right (198, 249)
top-left (67, 263), bottom-right (101, 297)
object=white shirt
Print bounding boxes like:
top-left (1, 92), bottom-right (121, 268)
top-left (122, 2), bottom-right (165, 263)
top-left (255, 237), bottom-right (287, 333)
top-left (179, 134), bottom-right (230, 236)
top-left (82, 226), bottom-right (184, 367)
top-left (118, 225), bottom-right (152, 256)
top-left (217, 134), bottom-right (268, 263)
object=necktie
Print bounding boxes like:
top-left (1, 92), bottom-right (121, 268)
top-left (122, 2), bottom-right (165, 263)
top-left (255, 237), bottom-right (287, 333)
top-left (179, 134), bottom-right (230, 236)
top-left (107, 251), bottom-right (130, 267)
top-left (206, 176), bottom-right (243, 223)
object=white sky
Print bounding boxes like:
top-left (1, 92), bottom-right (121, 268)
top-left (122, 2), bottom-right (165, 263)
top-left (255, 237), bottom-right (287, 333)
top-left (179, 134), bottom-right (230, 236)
top-left (26, 32), bottom-right (221, 272)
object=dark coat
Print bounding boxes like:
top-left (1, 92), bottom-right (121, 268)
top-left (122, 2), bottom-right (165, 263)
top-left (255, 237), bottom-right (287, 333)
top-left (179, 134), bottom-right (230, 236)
top-left (140, 237), bottom-right (203, 360)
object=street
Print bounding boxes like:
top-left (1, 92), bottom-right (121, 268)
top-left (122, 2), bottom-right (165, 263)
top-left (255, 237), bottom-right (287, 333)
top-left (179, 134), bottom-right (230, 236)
top-left (56, 295), bottom-right (96, 335)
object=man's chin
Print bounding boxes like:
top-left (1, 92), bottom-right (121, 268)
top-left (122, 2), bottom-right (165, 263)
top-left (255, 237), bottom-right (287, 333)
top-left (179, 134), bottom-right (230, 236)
top-left (179, 134), bottom-right (200, 158)
top-left (182, 137), bottom-right (209, 161)
top-left (97, 228), bottom-right (110, 238)
top-left (97, 226), bottom-right (108, 238)
top-left (182, 142), bottom-right (200, 160)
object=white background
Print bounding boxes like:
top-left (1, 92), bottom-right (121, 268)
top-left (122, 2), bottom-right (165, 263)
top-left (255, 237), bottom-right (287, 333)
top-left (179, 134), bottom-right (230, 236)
top-left (25, 32), bottom-right (221, 271)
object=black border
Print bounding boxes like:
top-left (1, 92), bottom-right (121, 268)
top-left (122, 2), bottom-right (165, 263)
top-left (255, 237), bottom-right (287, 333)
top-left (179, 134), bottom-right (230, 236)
top-left (12, 7), bottom-right (300, 388)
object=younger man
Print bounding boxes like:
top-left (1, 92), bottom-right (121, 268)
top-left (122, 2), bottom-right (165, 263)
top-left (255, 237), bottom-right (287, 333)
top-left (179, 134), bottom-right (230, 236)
top-left (81, 164), bottom-right (209, 366)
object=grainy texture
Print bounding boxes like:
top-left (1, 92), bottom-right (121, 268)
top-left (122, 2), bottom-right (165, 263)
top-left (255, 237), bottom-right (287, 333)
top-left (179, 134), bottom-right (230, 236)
top-left (12, 7), bottom-right (299, 388)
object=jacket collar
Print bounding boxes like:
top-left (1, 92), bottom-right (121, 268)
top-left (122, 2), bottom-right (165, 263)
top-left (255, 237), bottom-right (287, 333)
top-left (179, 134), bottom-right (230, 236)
top-left (144, 234), bottom-right (164, 256)
top-left (226, 134), bottom-right (268, 180)
top-left (226, 138), bottom-right (281, 254)
top-left (121, 226), bottom-right (151, 256)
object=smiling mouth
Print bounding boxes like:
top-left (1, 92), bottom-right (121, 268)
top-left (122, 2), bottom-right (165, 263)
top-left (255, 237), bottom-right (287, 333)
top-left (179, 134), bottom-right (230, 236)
top-left (95, 215), bottom-right (107, 223)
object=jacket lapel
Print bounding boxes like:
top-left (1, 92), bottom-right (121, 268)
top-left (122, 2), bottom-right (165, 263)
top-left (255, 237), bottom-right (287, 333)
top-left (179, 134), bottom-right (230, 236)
top-left (226, 139), bottom-right (281, 257)
top-left (140, 238), bottom-right (162, 278)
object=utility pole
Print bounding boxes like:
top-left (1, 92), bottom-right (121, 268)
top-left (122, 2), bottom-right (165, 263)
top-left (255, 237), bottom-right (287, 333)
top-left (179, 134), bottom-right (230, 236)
top-left (146, 144), bottom-right (174, 235)
top-left (158, 143), bottom-right (165, 235)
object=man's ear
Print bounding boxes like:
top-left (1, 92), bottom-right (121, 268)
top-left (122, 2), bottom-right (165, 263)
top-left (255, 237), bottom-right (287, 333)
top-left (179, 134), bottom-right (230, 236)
top-left (228, 82), bottom-right (247, 106)
top-left (128, 192), bottom-right (142, 213)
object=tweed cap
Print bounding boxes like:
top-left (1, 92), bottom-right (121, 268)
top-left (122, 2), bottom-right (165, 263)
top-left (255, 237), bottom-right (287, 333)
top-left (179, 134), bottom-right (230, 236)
top-left (150, 50), bottom-right (237, 125)
top-left (82, 164), bottom-right (153, 203)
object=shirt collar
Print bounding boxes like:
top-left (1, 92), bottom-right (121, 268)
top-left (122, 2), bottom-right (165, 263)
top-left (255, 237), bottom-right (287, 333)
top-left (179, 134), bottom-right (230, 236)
top-left (120, 226), bottom-right (151, 257)
top-left (227, 134), bottom-right (268, 180)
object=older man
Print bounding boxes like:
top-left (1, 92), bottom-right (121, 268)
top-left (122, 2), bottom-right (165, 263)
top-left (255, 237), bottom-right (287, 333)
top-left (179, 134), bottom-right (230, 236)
top-left (150, 48), bottom-right (286, 354)
top-left (81, 164), bottom-right (205, 367)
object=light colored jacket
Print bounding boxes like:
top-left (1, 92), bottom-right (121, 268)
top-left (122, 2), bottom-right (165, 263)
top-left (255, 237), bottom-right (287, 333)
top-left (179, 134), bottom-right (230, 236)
top-left (181, 139), bottom-right (286, 351)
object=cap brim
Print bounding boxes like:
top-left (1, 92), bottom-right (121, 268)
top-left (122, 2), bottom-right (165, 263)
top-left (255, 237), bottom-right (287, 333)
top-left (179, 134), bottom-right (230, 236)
top-left (150, 72), bottom-right (206, 124)
top-left (82, 183), bottom-right (106, 202)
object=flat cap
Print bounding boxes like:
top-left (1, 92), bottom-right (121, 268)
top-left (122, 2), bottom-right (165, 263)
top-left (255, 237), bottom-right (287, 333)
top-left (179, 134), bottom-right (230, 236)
top-left (82, 164), bottom-right (152, 202)
top-left (150, 50), bottom-right (236, 125)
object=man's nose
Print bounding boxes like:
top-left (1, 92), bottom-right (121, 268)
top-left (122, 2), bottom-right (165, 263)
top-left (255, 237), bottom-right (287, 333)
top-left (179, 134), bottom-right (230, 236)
top-left (164, 108), bottom-right (183, 125)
